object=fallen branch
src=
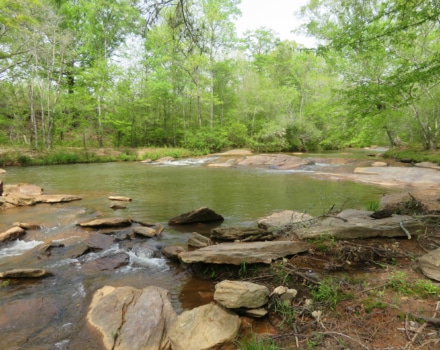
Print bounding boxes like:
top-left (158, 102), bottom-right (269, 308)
top-left (410, 314), bottom-right (440, 327)
top-left (400, 221), bottom-right (412, 239)
top-left (318, 331), bottom-right (369, 349)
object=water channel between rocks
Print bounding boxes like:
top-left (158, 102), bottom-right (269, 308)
top-left (0, 157), bottom-right (392, 349)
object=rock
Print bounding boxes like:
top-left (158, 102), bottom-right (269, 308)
top-left (168, 207), bottom-right (224, 225)
top-left (295, 209), bottom-right (424, 240)
top-left (13, 222), bottom-right (41, 230)
top-left (87, 286), bottom-right (176, 350)
top-left (4, 193), bottom-right (38, 206)
top-left (214, 280), bottom-right (269, 309)
top-left (82, 252), bottom-right (130, 271)
top-left (36, 194), bottom-right (82, 203)
top-left (415, 162), bottom-right (440, 171)
top-left (0, 180), bottom-right (3, 196)
top-left (162, 245), bottom-right (187, 261)
top-left (0, 269), bottom-right (51, 278)
top-left (235, 154), bottom-right (313, 170)
top-left (78, 217), bottom-right (132, 228)
top-left (179, 241), bottom-right (310, 265)
top-left (372, 161), bottom-right (388, 167)
top-left (5, 184), bottom-right (43, 196)
top-left (156, 156), bottom-right (174, 163)
top-left (210, 227), bottom-right (273, 242)
top-left (86, 233), bottom-right (115, 251)
top-left (370, 209), bottom-right (394, 219)
top-left (0, 226), bottom-right (25, 243)
top-left (133, 226), bottom-right (159, 238)
top-left (110, 204), bottom-right (126, 210)
top-left (108, 195), bottom-right (132, 201)
top-left (188, 232), bottom-right (212, 247)
top-left (279, 289), bottom-right (298, 303)
top-left (257, 210), bottom-right (314, 230)
top-left (243, 308), bottom-right (268, 318)
top-left (0, 168), bottom-right (6, 174)
top-left (168, 303), bottom-right (240, 350)
top-left (418, 248), bottom-right (440, 281)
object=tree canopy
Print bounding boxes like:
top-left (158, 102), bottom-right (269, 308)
top-left (0, 0), bottom-right (439, 151)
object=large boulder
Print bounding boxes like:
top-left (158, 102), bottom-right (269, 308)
top-left (0, 226), bottom-right (25, 243)
top-left (295, 209), bottom-right (424, 240)
top-left (418, 248), bottom-right (440, 281)
top-left (214, 280), bottom-right (269, 309)
top-left (257, 210), bottom-right (314, 230)
top-left (168, 303), bottom-right (240, 350)
top-left (179, 241), bottom-right (310, 265)
top-left (78, 217), bottom-right (132, 228)
top-left (168, 207), bottom-right (224, 225)
top-left (87, 286), bottom-right (176, 350)
top-left (210, 227), bottom-right (273, 242)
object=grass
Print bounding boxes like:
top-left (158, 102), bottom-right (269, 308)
top-left (383, 148), bottom-right (440, 164)
top-left (311, 277), bottom-right (352, 309)
top-left (0, 147), bottom-right (197, 167)
top-left (366, 199), bottom-right (380, 211)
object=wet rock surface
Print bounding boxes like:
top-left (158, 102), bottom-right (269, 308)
top-left (169, 206), bottom-right (224, 225)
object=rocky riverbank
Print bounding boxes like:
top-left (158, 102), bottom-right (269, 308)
top-left (1, 152), bottom-right (440, 349)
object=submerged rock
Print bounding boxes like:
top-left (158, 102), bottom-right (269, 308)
top-left (168, 303), bottom-right (240, 350)
top-left (87, 286), bottom-right (176, 350)
top-left (82, 252), bottom-right (129, 271)
top-left (235, 154), bottom-right (313, 170)
top-left (168, 207), bottom-right (224, 225)
top-left (0, 268), bottom-right (51, 278)
top-left (214, 280), bottom-right (269, 309)
top-left (179, 241), bottom-right (310, 265)
top-left (86, 233), bottom-right (115, 251)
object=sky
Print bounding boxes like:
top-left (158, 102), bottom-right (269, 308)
top-left (234, 0), bottom-right (315, 47)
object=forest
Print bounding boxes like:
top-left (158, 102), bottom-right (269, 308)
top-left (1, 0), bottom-right (440, 153)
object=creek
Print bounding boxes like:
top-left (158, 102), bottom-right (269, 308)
top-left (0, 156), bottom-right (391, 349)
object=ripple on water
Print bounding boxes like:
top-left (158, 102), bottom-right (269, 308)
top-left (0, 240), bottom-right (44, 258)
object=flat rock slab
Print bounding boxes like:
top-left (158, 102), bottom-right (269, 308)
top-left (235, 154), bottom-right (313, 170)
top-left (169, 207), bottom-right (224, 225)
top-left (82, 252), bottom-right (129, 271)
top-left (296, 209), bottom-right (424, 240)
top-left (418, 247), bottom-right (440, 282)
top-left (168, 303), bottom-right (240, 350)
top-left (36, 194), bottom-right (82, 203)
top-left (86, 233), bottom-right (115, 251)
top-left (210, 227), bottom-right (273, 241)
top-left (78, 217), bottom-right (132, 228)
top-left (179, 241), bottom-right (310, 265)
top-left (87, 286), bottom-right (176, 350)
top-left (331, 167), bottom-right (440, 189)
top-left (0, 269), bottom-right (50, 278)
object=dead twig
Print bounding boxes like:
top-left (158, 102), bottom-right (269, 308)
top-left (400, 221), bottom-right (412, 239)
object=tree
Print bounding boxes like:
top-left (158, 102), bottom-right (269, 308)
top-left (302, 0), bottom-right (440, 149)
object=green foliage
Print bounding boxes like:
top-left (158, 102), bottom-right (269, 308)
top-left (366, 200), bottom-right (380, 212)
top-left (362, 297), bottom-right (388, 314)
top-left (0, 279), bottom-right (10, 288)
top-left (312, 277), bottom-right (350, 309)
top-left (273, 299), bottom-right (296, 328)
